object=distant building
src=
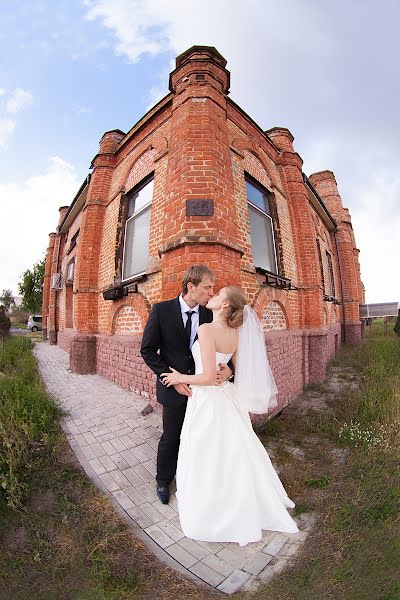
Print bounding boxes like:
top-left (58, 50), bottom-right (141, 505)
top-left (42, 46), bottom-right (364, 411)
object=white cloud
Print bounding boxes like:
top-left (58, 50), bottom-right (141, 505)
top-left (5, 87), bottom-right (34, 114)
top-left (0, 156), bottom-right (81, 295)
top-left (0, 117), bottom-right (16, 148)
top-left (84, 0), bottom-right (171, 63)
top-left (0, 87), bottom-right (34, 149)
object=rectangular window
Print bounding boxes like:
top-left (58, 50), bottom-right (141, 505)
top-left (245, 177), bottom-right (278, 273)
top-left (122, 177), bottom-right (153, 280)
top-left (326, 251), bottom-right (336, 298)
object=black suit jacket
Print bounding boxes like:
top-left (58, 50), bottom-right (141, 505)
top-left (140, 297), bottom-right (213, 407)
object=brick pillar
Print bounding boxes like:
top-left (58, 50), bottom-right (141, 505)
top-left (48, 206), bottom-right (69, 344)
top-left (73, 130), bottom-right (123, 333)
top-left (159, 46), bottom-right (243, 296)
top-left (70, 130), bottom-right (123, 373)
top-left (267, 127), bottom-right (325, 328)
top-left (309, 171), bottom-right (362, 344)
top-left (42, 232), bottom-right (56, 340)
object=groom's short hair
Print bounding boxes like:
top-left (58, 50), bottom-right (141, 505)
top-left (182, 264), bottom-right (215, 294)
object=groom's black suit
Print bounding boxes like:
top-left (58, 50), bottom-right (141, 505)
top-left (140, 297), bottom-right (213, 485)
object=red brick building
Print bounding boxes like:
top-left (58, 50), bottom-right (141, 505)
top-left (42, 46), bottom-right (364, 412)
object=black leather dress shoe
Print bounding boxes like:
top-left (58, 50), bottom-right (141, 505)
top-left (156, 484), bottom-right (170, 505)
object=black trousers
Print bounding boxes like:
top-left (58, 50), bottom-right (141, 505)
top-left (156, 399), bottom-right (187, 485)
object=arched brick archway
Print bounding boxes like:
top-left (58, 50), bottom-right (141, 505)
top-left (108, 294), bottom-right (150, 335)
top-left (261, 301), bottom-right (288, 331)
top-left (253, 288), bottom-right (292, 330)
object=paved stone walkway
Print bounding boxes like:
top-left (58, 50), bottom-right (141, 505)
top-left (34, 341), bottom-right (314, 594)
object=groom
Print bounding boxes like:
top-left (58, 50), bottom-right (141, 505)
top-left (140, 264), bottom-right (232, 504)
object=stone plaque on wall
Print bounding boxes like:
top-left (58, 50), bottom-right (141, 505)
top-left (186, 199), bottom-right (214, 216)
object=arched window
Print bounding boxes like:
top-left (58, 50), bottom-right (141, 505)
top-left (122, 176), bottom-right (154, 280)
top-left (245, 176), bottom-right (278, 274)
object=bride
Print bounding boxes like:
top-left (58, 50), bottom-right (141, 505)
top-left (161, 286), bottom-right (299, 546)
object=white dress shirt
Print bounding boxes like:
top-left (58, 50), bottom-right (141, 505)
top-left (179, 295), bottom-right (200, 349)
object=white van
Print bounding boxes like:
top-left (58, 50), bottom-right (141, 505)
top-left (27, 315), bottom-right (43, 332)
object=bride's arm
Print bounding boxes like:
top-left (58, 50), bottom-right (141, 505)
top-left (161, 324), bottom-right (217, 386)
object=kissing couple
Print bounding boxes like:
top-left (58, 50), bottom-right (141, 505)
top-left (141, 264), bottom-right (299, 546)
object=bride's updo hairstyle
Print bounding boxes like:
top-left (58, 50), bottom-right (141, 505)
top-left (225, 286), bottom-right (248, 328)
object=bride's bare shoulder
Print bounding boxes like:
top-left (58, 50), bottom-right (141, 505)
top-left (197, 323), bottom-right (215, 337)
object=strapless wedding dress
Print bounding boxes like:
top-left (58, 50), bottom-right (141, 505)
top-left (175, 340), bottom-right (299, 546)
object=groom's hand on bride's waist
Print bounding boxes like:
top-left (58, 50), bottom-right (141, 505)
top-left (173, 383), bottom-right (192, 397)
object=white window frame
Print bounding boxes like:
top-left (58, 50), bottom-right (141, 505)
top-left (121, 177), bottom-right (153, 281)
top-left (246, 178), bottom-right (279, 274)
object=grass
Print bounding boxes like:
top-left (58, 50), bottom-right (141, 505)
top-left (1, 324), bottom-right (399, 600)
top-left (248, 320), bottom-right (400, 600)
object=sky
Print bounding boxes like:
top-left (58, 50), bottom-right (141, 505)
top-left (0, 0), bottom-right (399, 304)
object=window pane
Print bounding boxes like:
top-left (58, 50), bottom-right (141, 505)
top-left (128, 179), bottom-right (154, 217)
top-left (123, 207), bottom-right (151, 279)
top-left (245, 179), bottom-right (270, 214)
top-left (248, 206), bottom-right (277, 273)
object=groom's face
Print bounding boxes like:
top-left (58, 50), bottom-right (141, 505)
top-left (188, 276), bottom-right (215, 306)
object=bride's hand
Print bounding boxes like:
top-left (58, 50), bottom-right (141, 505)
top-left (161, 368), bottom-right (183, 387)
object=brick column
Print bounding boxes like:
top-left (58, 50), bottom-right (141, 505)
top-left (48, 206), bottom-right (69, 344)
top-left (70, 130), bottom-right (123, 373)
top-left (73, 130), bottom-right (123, 333)
top-left (159, 46), bottom-right (243, 296)
top-left (267, 127), bottom-right (325, 328)
top-left (42, 232), bottom-right (56, 340)
top-left (309, 171), bottom-right (362, 343)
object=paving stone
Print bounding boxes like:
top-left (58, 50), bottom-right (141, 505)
top-left (178, 537), bottom-right (209, 560)
top-left (193, 540), bottom-right (223, 554)
top-left (202, 553), bottom-right (235, 577)
top-left (126, 506), bottom-right (153, 528)
top-left (88, 458), bottom-right (107, 475)
top-left (142, 460), bottom-right (157, 476)
top-left (110, 434), bottom-right (126, 452)
top-left (98, 454), bottom-right (118, 472)
top-left (130, 445), bottom-right (149, 462)
top-left (144, 524), bottom-right (174, 549)
top-left (101, 440), bottom-right (117, 455)
top-left (167, 543), bottom-right (198, 568)
top-left (109, 453), bottom-right (130, 470)
top-left (99, 472), bottom-right (120, 492)
top-left (109, 469), bottom-right (131, 489)
top-left (217, 569), bottom-right (251, 594)
top-left (152, 500), bottom-right (177, 519)
top-left (140, 502), bottom-right (165, 523)
top-left (112, 490), bottom-right (135, 510)
top-left (216, 547), bottom-right (246, 569)
top-left (80, 445), bottom-right (96, 460)
top-left (119, 467), bottom-right (142, 487)
top-left (136, 483), bottom-right (158, 503)
top-left (120, 449), bottom-right (139, 467)
top-left (157, 519), bottom-right (185, 542)
top-left (262, 534), bottom-right (289, 556)
top-left (242, 551), bottom-right (273, 575)
top-left (133, 464), bottom-right (154, 484)
top-left (125, 486), bottom-right (147, 506)
top-left (189, 562), bottom-right (225, 587)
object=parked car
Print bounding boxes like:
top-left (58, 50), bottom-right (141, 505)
top-left (27, 315), bottom-right (43, 332)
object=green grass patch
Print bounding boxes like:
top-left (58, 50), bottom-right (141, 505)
top-left (0, 336), bottom-right (62, 508)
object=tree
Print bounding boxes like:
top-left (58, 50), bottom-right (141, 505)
top-left (18, 257), bottom-right (45, 313)
top-left (0, 305), bottom-right (11, 338)
top-left (0, 289), bottom-right (13, 310)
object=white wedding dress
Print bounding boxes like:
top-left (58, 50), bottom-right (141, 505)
top-left (176, 340), bottom-right (299, 546)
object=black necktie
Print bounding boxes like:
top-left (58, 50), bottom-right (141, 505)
top-left (185, 310), bottom-right (194, 348)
